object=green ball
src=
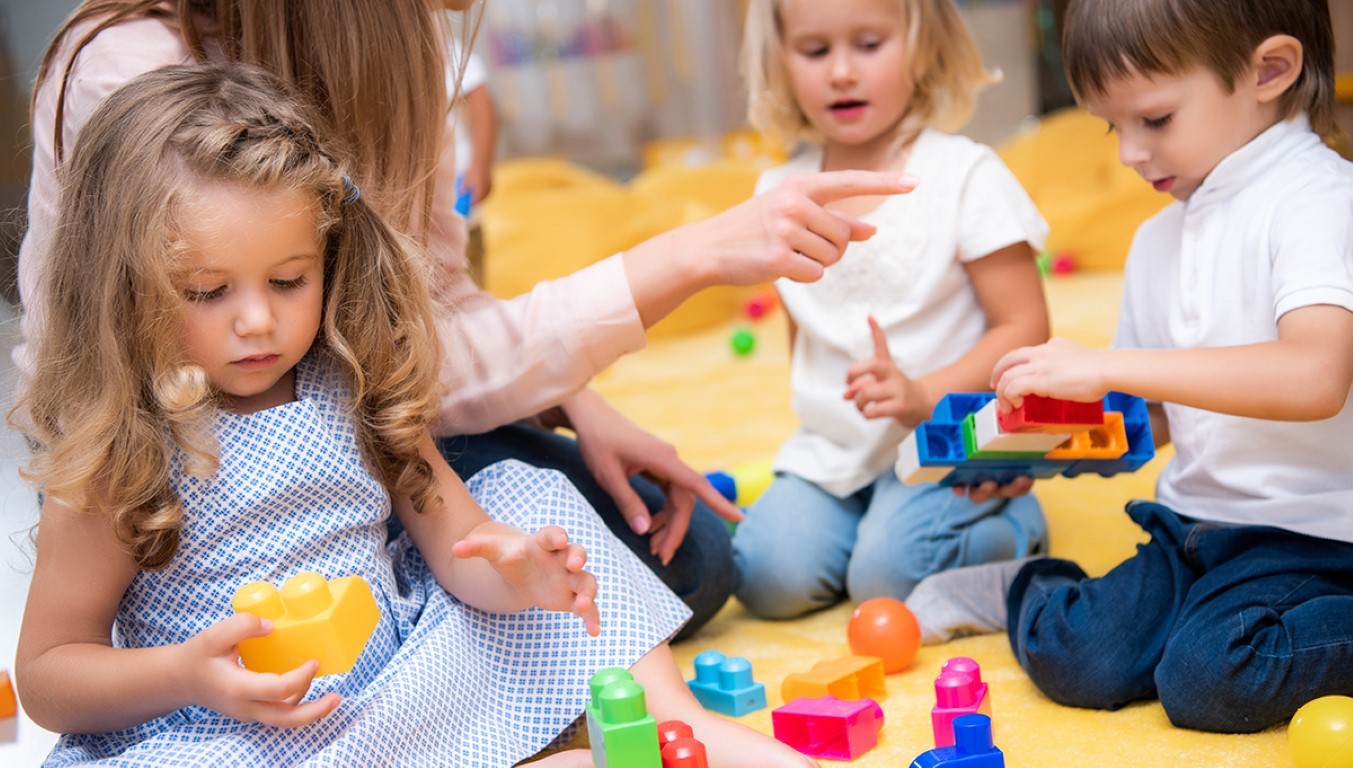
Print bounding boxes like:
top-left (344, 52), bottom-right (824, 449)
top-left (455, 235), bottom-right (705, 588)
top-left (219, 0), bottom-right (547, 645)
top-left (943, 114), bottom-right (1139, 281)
top-left (730, 328), bottom-right (756, 356)
top-left (1035, 250), bottom-right (1052, 276)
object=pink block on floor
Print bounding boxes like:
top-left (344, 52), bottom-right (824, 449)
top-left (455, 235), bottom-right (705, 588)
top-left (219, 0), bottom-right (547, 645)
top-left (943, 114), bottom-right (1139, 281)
top-left (932, 658), bottom-right (993, 748)
top-left (772, 696), bottom-right (884, 760)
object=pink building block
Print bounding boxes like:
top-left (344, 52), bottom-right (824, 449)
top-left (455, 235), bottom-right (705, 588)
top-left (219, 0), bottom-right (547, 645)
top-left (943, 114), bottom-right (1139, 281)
top-left (996, 394), bottom-right (1104, 434)
top-left (772, 696), bottom-right (884, 760)
top-left (932, 658), bottom-right (992, 748)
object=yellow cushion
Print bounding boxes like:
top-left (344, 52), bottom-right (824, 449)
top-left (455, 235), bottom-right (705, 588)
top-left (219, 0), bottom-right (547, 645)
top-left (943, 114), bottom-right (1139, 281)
top-left (999, 108), bottom-right (1170, 270)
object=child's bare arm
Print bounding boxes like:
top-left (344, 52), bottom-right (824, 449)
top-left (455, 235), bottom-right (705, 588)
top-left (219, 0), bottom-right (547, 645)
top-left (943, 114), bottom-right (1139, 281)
top-left (17, 499), bottom-right (334, 733)
top-left (393, 434), bottom-right (599, 633)
top-left (924, 242), bottom-right (1050, 399)
top-left (849, 242), bottom-right (1048, 427)
top-left (994, 305), bottom-right (1353, 421)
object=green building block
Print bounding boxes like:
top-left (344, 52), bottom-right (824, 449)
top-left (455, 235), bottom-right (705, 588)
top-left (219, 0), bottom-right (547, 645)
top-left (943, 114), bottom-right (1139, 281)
top-left (961, 413), bottom-right (1049, 460)
top-left (586, 667), bottom-right (661, 768)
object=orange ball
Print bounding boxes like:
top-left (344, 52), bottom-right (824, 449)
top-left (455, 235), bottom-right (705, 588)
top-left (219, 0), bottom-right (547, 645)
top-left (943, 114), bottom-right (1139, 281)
top-left (848, 597), bottom-right (921, 673)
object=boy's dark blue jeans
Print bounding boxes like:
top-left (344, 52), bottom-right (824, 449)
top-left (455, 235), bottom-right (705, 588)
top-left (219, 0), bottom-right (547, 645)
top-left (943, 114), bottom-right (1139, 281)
top-left (1007, 500), bottom-right (1353, 733)
top-left (435, 422), bottom-right (736, 641)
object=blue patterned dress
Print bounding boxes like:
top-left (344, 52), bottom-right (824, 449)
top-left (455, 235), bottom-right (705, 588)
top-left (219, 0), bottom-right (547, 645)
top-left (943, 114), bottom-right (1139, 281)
top-left (45, 355), bottom-right (691, 767)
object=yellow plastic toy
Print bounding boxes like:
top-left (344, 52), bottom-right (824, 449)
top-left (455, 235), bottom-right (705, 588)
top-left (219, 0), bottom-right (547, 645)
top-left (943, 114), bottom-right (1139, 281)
top-left (1288, 695), bottom-right (1353, 768)
top-left (232, 572), bottom-right (380, 677)
top-left (0, 669), bottom-right (16, 719)
top-left (781, 656), bottom-right (887, 704)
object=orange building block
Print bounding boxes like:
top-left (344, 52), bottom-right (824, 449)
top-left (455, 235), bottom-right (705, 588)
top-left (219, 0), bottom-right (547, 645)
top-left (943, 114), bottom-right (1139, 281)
top-left (0, 670), bottom-right (16, 719)
top-left (232, 572), bottom-right (380, 676)
top-left (781, 656), bottom-right (887, 703)
top-left (1044, 411), bottom-right (1129, 460)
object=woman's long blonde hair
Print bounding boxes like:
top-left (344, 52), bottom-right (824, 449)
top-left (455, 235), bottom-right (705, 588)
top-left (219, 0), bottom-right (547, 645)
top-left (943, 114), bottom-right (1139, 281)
top-left (36, 0), bottom-right (466, 238)
top-left (742, 0), bottom-right (995, 149)
top-left (16, 64), bottom-right (443, 569)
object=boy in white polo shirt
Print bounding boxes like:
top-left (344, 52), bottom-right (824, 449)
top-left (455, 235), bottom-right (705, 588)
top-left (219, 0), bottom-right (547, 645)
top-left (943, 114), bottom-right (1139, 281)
top-left (912, 0), bottom-right (1353, 734)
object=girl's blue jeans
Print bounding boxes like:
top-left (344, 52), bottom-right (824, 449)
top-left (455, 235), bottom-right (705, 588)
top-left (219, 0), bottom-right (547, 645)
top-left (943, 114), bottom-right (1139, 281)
top-left (732, 470), bottom-right (1047, 620)
top-left (1007, 500), bottom-right (1353, 733)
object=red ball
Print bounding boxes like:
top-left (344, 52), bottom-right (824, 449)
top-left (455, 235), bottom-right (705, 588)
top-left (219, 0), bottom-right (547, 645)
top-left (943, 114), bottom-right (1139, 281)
top-left (848, 597), bottom-right (921, 673)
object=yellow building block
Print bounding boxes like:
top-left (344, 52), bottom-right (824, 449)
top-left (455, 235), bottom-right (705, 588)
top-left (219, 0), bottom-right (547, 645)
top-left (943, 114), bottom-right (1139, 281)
top-left (232, 572), bottom-right (380, 677)
top-left (781, 656), bottom-right (887, 704)
top-left (1044, 411), bottom-right (1129, 460)
top-left (0, 669), bottom-right (16, 719)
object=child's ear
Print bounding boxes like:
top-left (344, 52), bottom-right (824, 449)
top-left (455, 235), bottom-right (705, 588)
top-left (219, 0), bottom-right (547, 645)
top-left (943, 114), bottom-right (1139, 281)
top-left (1252, 34), bottom-right (1303, 104)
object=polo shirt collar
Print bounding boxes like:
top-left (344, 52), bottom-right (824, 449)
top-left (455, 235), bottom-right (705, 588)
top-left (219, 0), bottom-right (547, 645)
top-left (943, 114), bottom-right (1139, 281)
top-left (1189, 112), bottom-right (1319, 207)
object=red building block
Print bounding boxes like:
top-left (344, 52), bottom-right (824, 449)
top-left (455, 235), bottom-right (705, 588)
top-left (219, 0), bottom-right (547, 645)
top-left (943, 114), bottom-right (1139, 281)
top-left (773, 696), bottom-right (885, 760)
top-left (932, 658), bottom-right (992, 748)
top-left (997, 395), bottom-right (1104, 434)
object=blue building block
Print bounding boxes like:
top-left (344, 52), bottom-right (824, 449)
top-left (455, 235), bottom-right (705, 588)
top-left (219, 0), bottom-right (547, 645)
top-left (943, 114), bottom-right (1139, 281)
top-left (705, 471), bottom-right (737, 503)
top-left (687, 650), bottom-right (767, 717)
top-left (931, 393), bottom-right (997, 423)
top-left (910, 714), bottom-right (1004, 768)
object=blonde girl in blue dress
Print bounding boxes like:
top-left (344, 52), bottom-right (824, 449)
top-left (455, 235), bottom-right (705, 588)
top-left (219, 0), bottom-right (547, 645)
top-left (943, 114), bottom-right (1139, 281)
top-left (13, 64), bottom-right (817, 768)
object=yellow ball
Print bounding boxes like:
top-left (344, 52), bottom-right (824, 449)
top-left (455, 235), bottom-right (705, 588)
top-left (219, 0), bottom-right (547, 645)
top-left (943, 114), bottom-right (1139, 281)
top-left (1289, 695), bottom-right (1353, 768)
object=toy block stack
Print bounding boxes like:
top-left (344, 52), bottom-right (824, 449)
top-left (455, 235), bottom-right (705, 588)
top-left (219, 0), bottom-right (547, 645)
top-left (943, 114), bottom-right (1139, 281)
top-left (896, 392), bottom-right (1154, 487)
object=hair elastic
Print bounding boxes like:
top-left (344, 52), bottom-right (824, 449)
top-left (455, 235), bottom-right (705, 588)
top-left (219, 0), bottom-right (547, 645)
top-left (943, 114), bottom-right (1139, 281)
top-left (341, 174), bottom-right (362, 205)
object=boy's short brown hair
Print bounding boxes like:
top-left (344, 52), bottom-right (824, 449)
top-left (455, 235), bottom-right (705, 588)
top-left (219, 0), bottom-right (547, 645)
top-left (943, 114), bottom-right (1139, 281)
top-left (1062, 0), bottom-right (1337, 140)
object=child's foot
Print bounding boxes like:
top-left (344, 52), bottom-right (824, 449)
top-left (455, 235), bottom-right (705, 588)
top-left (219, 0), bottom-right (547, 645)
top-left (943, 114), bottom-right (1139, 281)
top-left (905, 557), bottom-right (1043, 644)
top-left (685, 710), bottom-right (818, 768)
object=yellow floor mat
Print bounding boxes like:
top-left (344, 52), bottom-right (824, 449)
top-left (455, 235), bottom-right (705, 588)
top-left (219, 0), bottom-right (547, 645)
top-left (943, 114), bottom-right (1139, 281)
top-left (590, 271), bottom-right (1290, 766)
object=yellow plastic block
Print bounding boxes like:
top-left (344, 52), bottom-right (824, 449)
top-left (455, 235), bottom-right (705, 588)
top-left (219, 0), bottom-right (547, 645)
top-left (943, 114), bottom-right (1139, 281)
top-left (729, 458), bottom-right (775, 507)
top-left (781, 656), bottom-right (887, 704)
top-left (0, 669), bottom-right (16, 719)
top-left (232, 572), bottom-right (380, 677)
top-left (1044, 411), bottom-right (1129, 460)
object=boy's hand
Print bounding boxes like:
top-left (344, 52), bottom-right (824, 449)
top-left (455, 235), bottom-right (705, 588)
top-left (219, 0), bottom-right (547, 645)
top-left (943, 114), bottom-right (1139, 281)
top-left (992, 337), bottom-right (1111, 409)
top-left (452, 526), bottom-right (601, 636)
top-left (844, 316), bottom-right (928, 427)
top-left (180, 613), bottom-right (339, 728)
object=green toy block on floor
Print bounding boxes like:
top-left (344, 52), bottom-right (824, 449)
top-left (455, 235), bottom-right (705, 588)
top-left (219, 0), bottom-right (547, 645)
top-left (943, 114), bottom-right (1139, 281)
top-left (586, 667), bottom-right (662, 768)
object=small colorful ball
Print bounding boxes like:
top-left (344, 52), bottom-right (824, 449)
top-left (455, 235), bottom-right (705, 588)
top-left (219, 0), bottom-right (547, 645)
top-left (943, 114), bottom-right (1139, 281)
top-left (744, 289), bottom-right (779, 320)
top-left (848, 597), bottom-right (921, 673)
top-left (1289, 695), bottom-right (1353, 768)
top-left (1050, 251), bottom-right (1077, 274)
top-left (730, 327), bottom-right (756, 357)
top-left (1034, 250), bottom-right (1051, 276)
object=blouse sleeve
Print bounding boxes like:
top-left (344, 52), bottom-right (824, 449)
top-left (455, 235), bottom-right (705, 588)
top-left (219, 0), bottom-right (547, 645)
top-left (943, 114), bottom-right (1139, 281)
top-left (430, 246), bottom-right (647, 436)
top-left (15, 17), bottom-right (195, 377)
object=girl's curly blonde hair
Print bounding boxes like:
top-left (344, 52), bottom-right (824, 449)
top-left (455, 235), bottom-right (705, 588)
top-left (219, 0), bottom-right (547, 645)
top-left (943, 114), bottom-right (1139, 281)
top-left (15, 64), bottom-right (444, 569)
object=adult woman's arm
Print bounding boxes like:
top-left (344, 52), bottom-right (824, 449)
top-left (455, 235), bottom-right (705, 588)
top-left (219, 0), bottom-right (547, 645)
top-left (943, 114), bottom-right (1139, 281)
top-left (432, 171), bottom-right (918, 435)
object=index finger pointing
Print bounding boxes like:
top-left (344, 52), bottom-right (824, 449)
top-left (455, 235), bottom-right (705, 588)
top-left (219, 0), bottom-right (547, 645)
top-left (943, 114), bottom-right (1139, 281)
top-left (867, 315), bottom-right (891, 360)
top-left (800, 170), bottom-right (919, 205)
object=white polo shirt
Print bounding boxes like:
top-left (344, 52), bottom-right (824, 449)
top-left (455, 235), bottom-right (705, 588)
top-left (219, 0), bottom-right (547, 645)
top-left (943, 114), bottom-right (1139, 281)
top-left (1116, 114), bottom-right (1353, 543)
top-left (759, 130), bottom-right (1048, 496)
